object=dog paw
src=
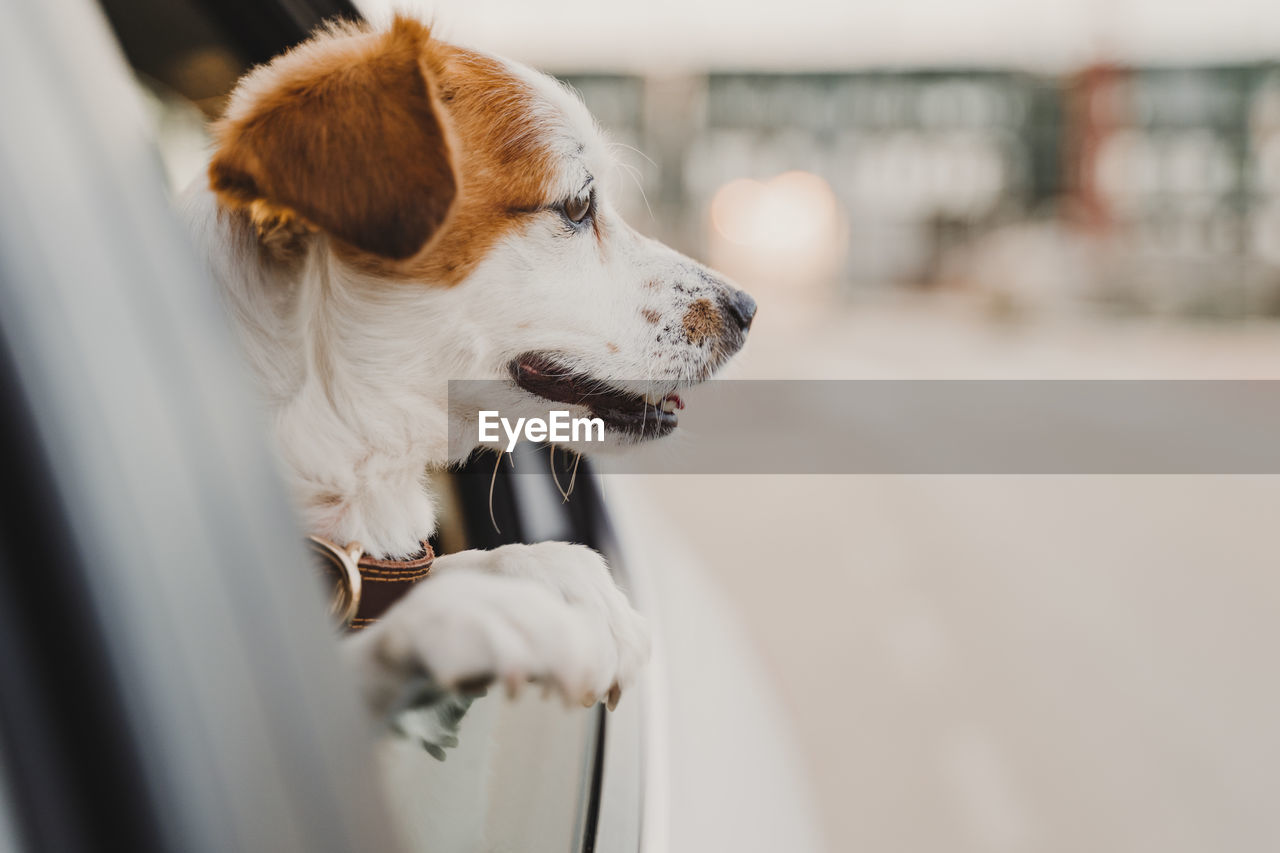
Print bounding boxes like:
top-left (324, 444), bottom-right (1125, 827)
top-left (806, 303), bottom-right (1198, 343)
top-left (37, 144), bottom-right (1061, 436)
top-left (434, 542), bottom-right (651, 710)
top-left (346, 567), bottom-right (643, 719)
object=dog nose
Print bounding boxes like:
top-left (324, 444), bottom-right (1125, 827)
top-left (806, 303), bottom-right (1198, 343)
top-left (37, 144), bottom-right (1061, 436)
top-left (723, 289), bottom-right (757, 332)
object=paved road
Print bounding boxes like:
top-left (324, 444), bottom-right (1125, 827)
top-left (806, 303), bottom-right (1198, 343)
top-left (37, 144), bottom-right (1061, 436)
top-left (623, 301), bottom-right (1280, 852)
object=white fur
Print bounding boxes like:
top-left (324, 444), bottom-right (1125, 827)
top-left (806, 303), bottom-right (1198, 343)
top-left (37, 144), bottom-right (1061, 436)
top-left (183, 34), bottom-right (744, 719)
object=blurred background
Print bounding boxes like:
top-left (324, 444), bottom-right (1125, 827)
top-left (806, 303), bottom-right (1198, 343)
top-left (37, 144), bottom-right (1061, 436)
top-left (130, 0), bottom-right (1280, 849)
top-left (363, 0), bottom-right (1280, 329)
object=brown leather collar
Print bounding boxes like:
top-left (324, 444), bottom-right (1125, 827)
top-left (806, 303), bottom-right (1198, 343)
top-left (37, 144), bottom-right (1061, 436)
top-left (308, 537), bottom-right (434, 631)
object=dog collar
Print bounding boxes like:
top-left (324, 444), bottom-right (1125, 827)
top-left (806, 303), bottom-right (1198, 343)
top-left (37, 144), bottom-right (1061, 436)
top-left (307, 536), bottom-right (434, 631)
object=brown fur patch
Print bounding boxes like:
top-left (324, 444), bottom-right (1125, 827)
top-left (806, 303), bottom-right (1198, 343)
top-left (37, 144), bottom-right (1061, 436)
top-left (682, 298), bottom-right (721, 345)
top-left (210, 18), bottom-right (455, 261)
top-left (605, 341), bottom-right (620, 353)
top-left (395, 43), bottom-right (560, 285)
top-left (641, 308), bottom-right (662, 325)
top-left (208, 16), bottom-right (561, 285)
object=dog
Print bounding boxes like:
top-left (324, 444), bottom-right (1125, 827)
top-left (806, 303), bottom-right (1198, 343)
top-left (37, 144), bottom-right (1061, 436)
top-left (182, 15), bottom-right (755, 733)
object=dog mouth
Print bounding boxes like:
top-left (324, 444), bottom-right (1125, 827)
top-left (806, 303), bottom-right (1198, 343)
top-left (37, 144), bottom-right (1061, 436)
top-left (509, 353), bottom-right (685, 440)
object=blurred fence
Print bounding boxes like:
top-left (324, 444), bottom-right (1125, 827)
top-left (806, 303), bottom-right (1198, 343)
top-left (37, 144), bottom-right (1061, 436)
top-left (564, 64), bottom-right (1280, 317)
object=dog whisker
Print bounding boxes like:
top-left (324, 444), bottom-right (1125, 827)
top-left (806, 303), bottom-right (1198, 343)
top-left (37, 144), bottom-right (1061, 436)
top-left (609, 140), bottom-right (657, 169)
top-left (488, 448), bottom-right (505, 534)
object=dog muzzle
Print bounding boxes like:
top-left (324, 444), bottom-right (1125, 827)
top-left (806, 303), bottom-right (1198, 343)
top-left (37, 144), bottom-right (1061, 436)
top-left (307, 536), bottom-right (434, 631)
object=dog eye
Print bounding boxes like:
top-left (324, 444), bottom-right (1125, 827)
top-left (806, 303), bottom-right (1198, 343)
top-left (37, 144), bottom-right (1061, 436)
top-left (560, 191), bottom-right (593, 225)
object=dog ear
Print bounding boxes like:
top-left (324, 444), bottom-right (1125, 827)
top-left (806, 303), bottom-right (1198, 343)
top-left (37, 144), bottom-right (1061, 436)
top-left (208, 17), bottom-right (456, 260)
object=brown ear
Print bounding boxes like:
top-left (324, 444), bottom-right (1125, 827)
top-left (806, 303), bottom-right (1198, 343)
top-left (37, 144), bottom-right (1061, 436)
top-left (209, 18), bottom-right (455, 260)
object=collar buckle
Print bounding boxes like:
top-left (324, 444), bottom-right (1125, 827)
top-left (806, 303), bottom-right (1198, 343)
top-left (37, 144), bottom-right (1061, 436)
top-left (307, 535), bottom-right (364, 628)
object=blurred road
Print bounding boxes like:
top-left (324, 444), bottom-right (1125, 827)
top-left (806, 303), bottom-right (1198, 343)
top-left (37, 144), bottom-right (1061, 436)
top-left (618, 300), bottom-right (1280, 852)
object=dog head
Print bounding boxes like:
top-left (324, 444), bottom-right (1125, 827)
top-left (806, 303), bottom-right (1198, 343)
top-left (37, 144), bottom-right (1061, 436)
top-left (209, 16), bottom-right (754, 452)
